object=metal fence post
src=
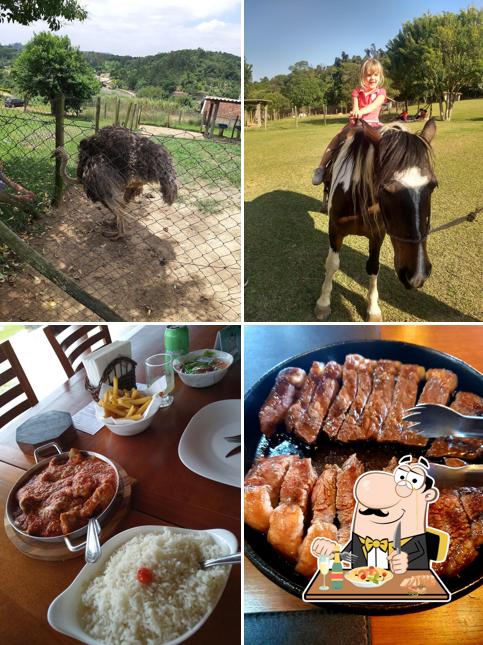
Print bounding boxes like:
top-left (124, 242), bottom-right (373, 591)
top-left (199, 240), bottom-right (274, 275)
top-left (95, 96), bottom-right (101, 132)
top-left (52, 94), bottom-right (65, 207)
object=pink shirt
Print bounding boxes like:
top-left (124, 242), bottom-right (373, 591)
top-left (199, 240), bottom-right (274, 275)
top-left (352, 87), bottom-right (386, 126)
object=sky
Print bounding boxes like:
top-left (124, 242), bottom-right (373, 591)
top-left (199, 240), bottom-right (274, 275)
top-left (0, 0), bottom-right (241, 56)
top-left (246, 0), bottom-right (476, 79)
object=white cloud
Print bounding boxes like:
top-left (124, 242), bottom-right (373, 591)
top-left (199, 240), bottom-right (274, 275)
top-left (0, 0), bottom-right (241, 55)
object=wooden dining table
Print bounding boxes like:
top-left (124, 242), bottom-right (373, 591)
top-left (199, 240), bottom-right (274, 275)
top-left (0, 324), bottom-right (241, 645)
top-left (244, 324), bottom-right (483, 645)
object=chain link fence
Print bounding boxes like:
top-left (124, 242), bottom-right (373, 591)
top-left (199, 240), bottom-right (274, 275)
top-left (0, 96), bottom-right (240, 322)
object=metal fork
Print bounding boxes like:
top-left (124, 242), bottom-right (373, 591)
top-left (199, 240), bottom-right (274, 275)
top-left (403, 404), bottom-right (483, 438)
top-left (202, 552), bottom-right (241, 569)
top-left (224, 434), bottom-right (241, 443)
top-left (428, 462), bottom-right (483, 488)
top-left (341, 551), bottom-right (358, 564)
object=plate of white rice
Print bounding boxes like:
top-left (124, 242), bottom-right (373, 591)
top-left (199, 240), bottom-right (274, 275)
top-left (48, 525), bottom-right (237, 645)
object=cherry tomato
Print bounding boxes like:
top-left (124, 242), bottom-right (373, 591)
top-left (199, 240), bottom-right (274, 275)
top-left (382, 571), bottom-right (387, 577)
top-left (137, 567), bottom-right (154, 585)
top-left (360, 574), bottom-right (366, 580)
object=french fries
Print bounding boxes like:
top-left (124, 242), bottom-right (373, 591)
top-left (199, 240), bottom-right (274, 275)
top-left (98, 378), bottom-right (153, 421)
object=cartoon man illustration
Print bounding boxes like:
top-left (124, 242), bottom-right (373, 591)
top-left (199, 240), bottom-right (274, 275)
top-left (311, 455), bottom-right (449, 574)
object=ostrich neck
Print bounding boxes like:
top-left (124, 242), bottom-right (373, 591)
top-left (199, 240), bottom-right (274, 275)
top-left (58, 155), bottom-right (79, 186)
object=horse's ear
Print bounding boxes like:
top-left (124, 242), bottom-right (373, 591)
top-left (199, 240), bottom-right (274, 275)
top-left (421, 118), bottom-right (436, 143)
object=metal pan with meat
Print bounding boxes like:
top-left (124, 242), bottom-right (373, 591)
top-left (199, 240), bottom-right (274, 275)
top-left (6, 442), bottom-right (120, 554)
top-left (244, 340), bottom-right (483, 611)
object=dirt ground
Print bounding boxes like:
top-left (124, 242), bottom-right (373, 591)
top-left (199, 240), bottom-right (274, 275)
top-left (1, 179), bottom-right (240, 322)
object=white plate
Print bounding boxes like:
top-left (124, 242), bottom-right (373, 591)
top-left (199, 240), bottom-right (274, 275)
top-left (178, 399), bottom-right (241, 488)
top-left (48, 525), bottom-right (237, 645)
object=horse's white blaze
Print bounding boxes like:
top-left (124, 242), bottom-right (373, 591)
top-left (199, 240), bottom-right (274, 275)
top-left (412, 242), bottom-right (427, 286)
top-left (367, 274), bottom-right (382, 318)
top-left (393, 166), bottom-right (430, 188)
top-left (328, 137), bottom-right (354, 212)
top-left (316, 249), bottom-right (339, 308)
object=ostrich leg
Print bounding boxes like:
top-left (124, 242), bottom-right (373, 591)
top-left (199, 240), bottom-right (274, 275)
top-left (103, 196), bottom-right (128, 240)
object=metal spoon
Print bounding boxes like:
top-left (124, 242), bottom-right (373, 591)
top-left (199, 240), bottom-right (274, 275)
top-left (202, 552), bottom-right (241, 569)
top-left (85, 518), bottom-right (101, 564)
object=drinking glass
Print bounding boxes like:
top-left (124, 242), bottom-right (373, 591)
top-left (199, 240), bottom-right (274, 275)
top-left (318, 554), bottom-right (330, 591)
top-left (145, 353), bottom-right (175, 408)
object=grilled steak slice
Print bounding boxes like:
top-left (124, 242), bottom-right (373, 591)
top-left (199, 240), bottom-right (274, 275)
top-left (244, 456), bottom-right (294, 532)
top-left (427, 392), bottom-right (483, 460)
top-left (336, 454), bottom-right (364, 545)
top-left (279, 457), bottom-right (317, 513)
top-left (286, 362), bottom-right (325, 433)
top-left (268, 503), bottom-right (305, 561)
top-left (380, 364), bottom-right (426, 445)
top-left (296, 521), bottom-right (338, 577)
top-left (418, 368), bottom-right (457, 405)
top-left (358, 360), bottom-right (401, 440)
top-left (294, 362), bottom-right (342, 444)
top-left (311, 464), bottom-right (340, 523)
top-left (458, 487), bottom-right (483, 548)
top-left (322, 354), bottom-right (364, 439)
top-left (337, 359), bottom-right (377, 442)
top-left (429, 489), bottom-right (479, 577)
top-left (259, 367), bottom-right (307, 437)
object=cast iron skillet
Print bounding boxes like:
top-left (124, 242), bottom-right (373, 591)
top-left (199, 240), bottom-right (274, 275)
top-left (244, 340), bottom-right (483, 613)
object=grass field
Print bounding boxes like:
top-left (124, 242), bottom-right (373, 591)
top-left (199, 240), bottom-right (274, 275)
top-left (245, 98), bottom-right (482, 322)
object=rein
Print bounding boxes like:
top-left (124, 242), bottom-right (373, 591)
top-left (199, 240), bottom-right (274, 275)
top-left (388, 210), bottom-right (479, 244)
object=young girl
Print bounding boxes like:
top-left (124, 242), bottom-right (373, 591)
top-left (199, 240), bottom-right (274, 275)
top-left (312, 58), bottom-right (387, 212)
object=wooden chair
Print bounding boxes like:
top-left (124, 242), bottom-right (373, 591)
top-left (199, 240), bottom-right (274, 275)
top-left (43, 325), bottom-right (112, 378)
top-left (0, 339), bottom-right (39, 428)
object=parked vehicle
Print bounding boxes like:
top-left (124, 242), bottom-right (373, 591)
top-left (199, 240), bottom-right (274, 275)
top-left (4, 97), bottom-right (25, 108)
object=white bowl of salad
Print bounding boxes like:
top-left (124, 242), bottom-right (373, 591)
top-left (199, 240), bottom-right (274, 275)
top-left (173, 349), bottom-right (233, 388)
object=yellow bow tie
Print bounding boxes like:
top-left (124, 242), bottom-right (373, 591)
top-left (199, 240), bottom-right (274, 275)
top-left (362, 537), bottom-right (391, 553)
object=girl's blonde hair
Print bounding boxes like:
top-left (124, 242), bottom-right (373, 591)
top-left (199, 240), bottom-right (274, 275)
top-left (360, 58), bottom-right (384, 88)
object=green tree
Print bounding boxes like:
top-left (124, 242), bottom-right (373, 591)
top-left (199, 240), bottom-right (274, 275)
top-left (244, 59), bottom-right (253, 97)
top-left (0, 1), bottom-right (86, 30)
top-left (11, 32), bottom-right (100, 113)
top-left (285, 63), bottom-right (325, 109)
top-left (387, 7), bottom-right (483, 120)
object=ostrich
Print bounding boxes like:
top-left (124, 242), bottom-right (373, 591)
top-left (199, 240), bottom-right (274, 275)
top-left (53, 126), bottom-right (177, 239)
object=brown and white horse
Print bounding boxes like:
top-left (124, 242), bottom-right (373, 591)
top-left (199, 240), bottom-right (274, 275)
top-left (315, 118), bottom-right (437, 321)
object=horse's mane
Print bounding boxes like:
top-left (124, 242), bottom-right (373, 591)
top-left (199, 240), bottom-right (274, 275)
top-left (336, 122), bottom-right (435, 230)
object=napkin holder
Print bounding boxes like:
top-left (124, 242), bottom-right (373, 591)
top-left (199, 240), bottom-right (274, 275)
top-left (85, 356), bottom-right (137, 401)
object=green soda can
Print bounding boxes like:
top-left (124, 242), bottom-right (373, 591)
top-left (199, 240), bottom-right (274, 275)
top-left (164, 325), bottom-right (189, 359)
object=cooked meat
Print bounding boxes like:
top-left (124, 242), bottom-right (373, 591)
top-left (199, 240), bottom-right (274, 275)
top-left (427, 437), bottom-right (483, 460)
top-left (285, 362), bottom-right (325, 434)
top-left (244, 456), bottom-right (294, 532)
top-left (294, 362), bottom-right (342, 444)
top-left (295, 521), bottom-right (337, 577)
top-left (427, 392), bottom-right (483, 460)
top-left (337, 359), bottom-right (377, 441)
top-left (458, 487), bottom-right (483, 548)
top-left (418, 368), bottom-right (458, 405)
top-left (451, 391), bottom-right (483, 416)
top-left (359, 360), bottom-right (401, 440)
top-left (259, 367), bottom-right (307, 437)
top-left (429, 489), bottom-right (479, 577)
top-left (381, 364), bottom-right (426, 445)
top-left (311, 464), bottom-right (339, 523)
top-left (280, 458), bottom-right (317, 513)
top-left (267, 503), bottom-right (305, 561)
top-left (14, 449), bottom-right (116, 537)
top-left (444, 457), bottom-right (466, 467)
top-left (336, 454), bottom-right (364, 544)
top-left (323, 354), bottom-right (363, 438)
top-left (244, 456), bottom-right (294, 504)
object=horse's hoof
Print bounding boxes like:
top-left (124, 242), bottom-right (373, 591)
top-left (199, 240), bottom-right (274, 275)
top-left (314, 304), bottom-right (331, 320)
top-left (367, 312), bottom-right (383, 322)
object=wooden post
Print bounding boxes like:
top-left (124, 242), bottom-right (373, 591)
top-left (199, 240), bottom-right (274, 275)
top-left (209, 101), bottom-right (220, 139)
top-left (0, 219), bottom-right (125, 322)
top-left (295, 106), bottom-right (298, 128)
top-left (104, 101), bottom-right (107, 119)
top-left (124, 102), bottom-right (132, 127)
top-left (52, 94), bottom-right (65, 208)
top-left (231, 114), bottom-right (239, 139)
top-left (323, 104), bottom-right (327, 126)
top-left (205, 101), bottom-right (214, 135)
top-left (95, 96), bottom-right (101, 133)
top-left (137, 104), bottom-right (142, 127)
top-left (114, 97), bottom-right (121, 126)
top-left (129, 104), bottom-right (137, 130)
top-left (178, 109), bottom-right (182, 124)
top-left (264, 104), bottom-right (268, 131)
